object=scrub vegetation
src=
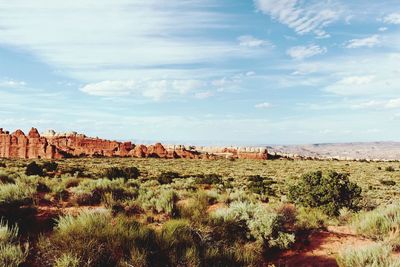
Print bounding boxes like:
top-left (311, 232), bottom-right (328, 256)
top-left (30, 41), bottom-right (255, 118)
top-left (0, 157), bottom-right (399, 266)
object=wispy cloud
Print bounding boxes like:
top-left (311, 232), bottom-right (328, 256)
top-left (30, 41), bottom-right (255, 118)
top-left (0, 1), bottom-right (251, 84)
top-left (254, 0), bottom-right (341, 37)
top-left (352, 98), bottom-right (400, 109)
top-left (287, 45), bottom-right (327, 60)
top-left (81, 79), bottom-right (205, 101)
top-left (238, 35), bottom-right (273, 48)
top-left (255, 102), bottom-right (271, 109)
top-left (194, 91), bottom-right (214, 99)
top-left (0, 79), bottom-right (26, 89)
top-left (345, 35), bottom-right (381, 48)
top-left (383, 13), bottom-right (400, 24)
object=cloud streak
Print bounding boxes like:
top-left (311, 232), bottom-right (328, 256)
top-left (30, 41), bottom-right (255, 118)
top-left (345, 35), bottom-right (381, 48)
top-left (254, 0), bottom-right (341, 36)
top-left (287, 45), bottom-right (327, 60)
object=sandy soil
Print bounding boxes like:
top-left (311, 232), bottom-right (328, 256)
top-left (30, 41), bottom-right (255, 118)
top-left (272, 226), bottom-right (374, 267)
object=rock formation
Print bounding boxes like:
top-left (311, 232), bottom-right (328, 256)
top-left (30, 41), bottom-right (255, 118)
top-left (0, 128), bottom-right (268, 160)
top-left (194, 146), bottom-right (268, 160)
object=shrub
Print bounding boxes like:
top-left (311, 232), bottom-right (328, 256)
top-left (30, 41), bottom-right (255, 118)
top-left (54, 253), bottom-right (80, 267)
top-left (138, 189), bottom-right (178, 216)
top-left (179, 191), bottom-right (214, 222)
top-left (71, 179), bottom-right (137, 206)
top-left (157, 172), bottom-right (180, 185)
top-left (196, 174), bottom-right (222, 185)
top-left (295, 207), bottom-right (329, 231)
top-left (380, 180), bottom-right (396, 186)
top-left (104, 167), bottom-right (140, 181)
top-left (0, 220), bottom-right (28, 266)
top-left (352, 204), bottom-right (400, 249)
top-left (37, 211), bottom-right (160, 266)
top-left (42, 161), bottom-right (58, 172)
top-left (0, 162), bottom-right (6, 168)
top-left (385, 166), bottom-right (396, 172)
top-left (247, 175), bottom-right (275, 196)
top-left (288, 171), bottom-right (362, 216)
top-left (74, 189), bottom-right (102, 206)
top-left (160, 219), bottom-right (203, 266)
top-left (212, 201), bottom-right (295, 249)
top-left (0, 183), bottom-right (34, 207)
top-left (336, 243), bottom-right (400, 267)
top-left (0, 171), bottom-right (14, 184)
top-left (25, 161), bottom-right (43, 176)
top-left (61, 166), bottom-right (86, 177)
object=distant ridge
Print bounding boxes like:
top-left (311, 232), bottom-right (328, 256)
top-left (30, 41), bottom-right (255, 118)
top-left (269, 142), bottom-right (400, 161)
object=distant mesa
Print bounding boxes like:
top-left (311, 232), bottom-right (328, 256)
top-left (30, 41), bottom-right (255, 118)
top-left (0, 127), bottom-right (268, 160)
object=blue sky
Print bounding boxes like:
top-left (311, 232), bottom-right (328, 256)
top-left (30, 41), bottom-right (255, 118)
top-left (0, 0), bottom-right (400, 145)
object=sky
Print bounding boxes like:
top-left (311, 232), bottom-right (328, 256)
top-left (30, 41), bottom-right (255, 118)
top-left (0, 0), bottom-right (400, 145)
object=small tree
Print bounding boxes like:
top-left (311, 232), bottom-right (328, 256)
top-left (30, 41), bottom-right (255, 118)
top-left (247, 175), bottom-right (275, 196)
top-left (42, 161), bottom-right (58, 172)
top-left (104, 167), bottom-right (140, 181)
top-left (158, 172), bottom-right (180, 185)
top-left (288, 171), bottom-right (362, 216)
top-left (25, 162), bottom-right (43, 176)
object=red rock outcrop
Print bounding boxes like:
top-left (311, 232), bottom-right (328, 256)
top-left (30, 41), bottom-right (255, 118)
top-left (0, 128), bottom-right (268, 160)
top-left (0, 128), bottom-right (59, 159)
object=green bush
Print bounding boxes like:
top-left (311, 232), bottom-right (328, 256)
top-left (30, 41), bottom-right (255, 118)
top-left (25, 161), bottom-right (43, 176)
top-left (385, 166), bottom-right (396, 172)
top-left (54, 253), bottom-right (80, 267)
top-left (196, 174), bottom-right (222, 185)
top-left (0, 162), bottom-right (6, 168)
top-left (288, 171), bottom-right (362, 216)
top-left (295, 207), bottom-right (329, 231)
top-left (158, 171), bottom-right (180, 185)
top-left (380, 180), bottom-right (396, 186)
top-left (0, 171), bottom-right (15, 184)
top-left (247, 175), bottom-right (275, 196)
top-left (352, 204), bottom-right (400, 249)
top-left (212, 201), bottom-right (295, 249)
top-left (138, 189), bottom-right (178, 216)
top-left (336, 243), bottom-right (400, 267)
top-left (42, 161), bottom-right (58, 172)
top-left (71, 178), bottom-right (137, 206)
top-left (104, 166), bottom-right (140, 181)
top-left (0, 183), bottom-right (34, 207)
top-left (37, 211), bottom-right (160, 266)
top-left (160, 219), bottom-right (203, 266)
top-left (179, 191), bottom-right (214, 222)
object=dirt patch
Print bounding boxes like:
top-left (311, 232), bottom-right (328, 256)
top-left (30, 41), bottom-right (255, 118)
top-left (207, 202), bottom-right (227, 213)
top-left (273, 226), bottom-right (374, 267)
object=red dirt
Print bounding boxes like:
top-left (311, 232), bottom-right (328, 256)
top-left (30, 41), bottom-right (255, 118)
top-left (273, 226), bottom-right (375, 267)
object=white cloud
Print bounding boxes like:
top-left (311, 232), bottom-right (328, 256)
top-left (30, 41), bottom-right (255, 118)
top-left (0, 1), bottom-right (255, 85)
top-left (212, 75), bottom-right (243, 92)
top-left (351, 100), bottom-right (382, 109)
top-left (383, 13), bottom-right (400, 25)
top-left (338, 76), bottom-right (375, 85)
top-left (345, 35), bottom-right (380, 48)
top-left (0, 79), bottom-right (26, 88)
top-left (352, 98), bottom-right (400, 110)
top-left (386, 98), bottom-right (400, 109)
top-left (238, 35), bottom-right (272, 48)
top-left (81, 79), bottom-right (204, 100)
top-left (325, 75), bottom-right (376, 95)
top-left (255, 102), bottom-right (271, 109)
top-left (379, 27), bottom-right (388, 32)
top-left (287, 45), bottom-right (327, 60)
top-left (254, 0), bottom-right (341, 36)
top-left (195, 91), bottom-right (214, 99)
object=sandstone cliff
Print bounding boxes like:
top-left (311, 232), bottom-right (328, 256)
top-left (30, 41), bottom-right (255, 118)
top-left (0, 128), bottom-right (268, 160)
